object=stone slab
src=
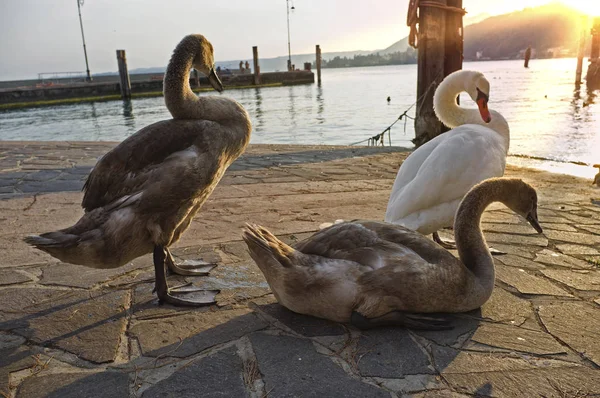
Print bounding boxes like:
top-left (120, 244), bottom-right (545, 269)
top-left (495, 255), bottom-right (545, 270)
top-left (432, 345), bottom-right (559, 374)
top-left (495, 264), bottom-right (572, 296)
top-left (40, 260), bottom-right (150, 289)
top-left (374, 374), bottom-right (446, 395)
top-left (357, 327), bottom-right (433, 378)
top-left (480, 288), bottom-right (532, 325)
top-left (130, 310), bottom-right (268, 358)
top-left (541, 269), bottom-right (600, 291)
top-left (0, 345), bottom-right (36, 393)
top-left (258, 303), bottom-right (346, 337)
top-left (0, 269), bottom-right (33, 285)
top-left (468, 322), bottom-right (566, 355)
top-left (142, 346), bottom-right (247, 398)
top-left (0, 288), bottom-right (129, 363)
top-left (544, 230), bottom-right (600, 245)
top-left (444, 366), bottom-right (600, 397)
top-left (534, 249), bottom-right (593, 269)
top-left (557, 244), bottom-right (599, 255)
top-left (538, 301), bottom-right (600, 366)
top-left (16, 371), bottom-right (130, 398)
top-left (250, 332), bottom-right (389, 397)
top-left (481, 223), bottom-right (541, 235)
top-left (484, 232), bottom-right (548, 247)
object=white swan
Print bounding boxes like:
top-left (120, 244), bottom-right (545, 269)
top-left (25, 34), bottom-right (252, 307)
top-left (385, 70), bottom-right (510, 250)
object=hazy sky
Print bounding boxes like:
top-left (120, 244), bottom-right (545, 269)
top-left (0, 0), bottom-right (596, 80)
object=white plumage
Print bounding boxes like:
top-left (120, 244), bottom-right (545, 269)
top-left (385, 70), bottom-right (510, 241)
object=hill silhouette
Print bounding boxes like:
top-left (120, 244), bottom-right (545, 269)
top-left (376, 3), bottom-right (588, 62)
top-left (464, 3), bottom-right (587, 60)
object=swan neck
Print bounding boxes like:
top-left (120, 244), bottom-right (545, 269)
top-left (433, 74), bottom-right (510, 151)
top-left (433, 74), bottom-right (471, 128)
top-left (162, 40), bottom-right (252, 138)
top-left (163, 44), bottom-right (197, 119)
top-left (453, 181), bottom-right (499, 283)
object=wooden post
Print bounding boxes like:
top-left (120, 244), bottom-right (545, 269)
top-left (444, 0), bottom-right (463, 77)
top-left (588, 18), bottom-right (600, 87)
top-left (524, 46), bottom-right (532, 68)
top-left (316, 44), bottom-right (322, 85)
top-left (253, 46), bottom-right (260, 85)
top-left (116, 50), bottom-right (131, 100)
top-left (576, 21), bottom-right (587, 85)
top-left (443, 0), bottom-right (463, 131)
top-left (193, 69), bottom-right (200, 88)
top-left (591, 17), bottom-right (600, 61)
top-left (413, 0), bottom-right (447, 147)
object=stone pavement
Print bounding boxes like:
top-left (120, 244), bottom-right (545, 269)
top-left (1, 141), bottom-right (600, 398)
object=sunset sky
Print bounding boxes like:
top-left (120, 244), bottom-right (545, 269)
top-left (0, 0), bottom-right (598, 80)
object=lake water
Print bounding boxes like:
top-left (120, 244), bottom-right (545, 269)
top-left (1, 59), bottom-right (599, 179)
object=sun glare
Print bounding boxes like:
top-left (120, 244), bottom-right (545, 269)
top-left (568, 0), bottom-right (600, 17)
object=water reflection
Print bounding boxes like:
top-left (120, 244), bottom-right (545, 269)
top-left (89, 102), bottom-right (101, 140)
top-left (288, 86), bottom-right (297, 128)
top-left (254, 88), bottom-right (264, 130)
top-left (122, 99), bottom-right (136, 133)
top-left (316, 85), bottom-right (325, 124)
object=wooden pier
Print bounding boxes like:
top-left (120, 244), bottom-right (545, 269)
top-left (0, 45), bottom-right (319, 109)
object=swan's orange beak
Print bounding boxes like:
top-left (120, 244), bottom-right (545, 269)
top-left (476, 98), bottom-right (491, 123)
top-left (476, 89), bottom-right (491, 123)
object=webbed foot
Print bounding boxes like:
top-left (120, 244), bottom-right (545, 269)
top-left (351, 311), bottom-right (452, 331)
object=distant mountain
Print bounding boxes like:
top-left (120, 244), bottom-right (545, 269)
top-left (464, 3), bottom-right (586, 60)
top-left (377, 37), bottom-right (410, 56)
top-left (464, 12), bottom-right (491, 26)
top-left (216, 50), bottom-right (374, 73)
top-left (96, 50), bottom-right (374, 76)
top-left (375, 12), bottom-right (491, 56)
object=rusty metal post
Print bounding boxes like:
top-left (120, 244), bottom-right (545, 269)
top-left (116, 50), bottom-right (131, 100)
top-left (413, 0), bottom-right (447, 147)
top-left (253, 46), bottom-right (261, 85)
top-left (316, 44), bottom-right (322, 85)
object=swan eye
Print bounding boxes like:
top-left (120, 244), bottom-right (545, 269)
top-left (476, 88), bottom-right (489, 102)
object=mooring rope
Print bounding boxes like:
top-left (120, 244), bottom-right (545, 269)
top-left (350, 69), bottom-right (443, 147)
top-left (407, 0), bottom-right (467, 48)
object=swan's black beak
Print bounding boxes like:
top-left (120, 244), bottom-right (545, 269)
top-left (526, 209), bottom-right (543, 233)
top-left (476, 88), bottom-right (491, 123)
top-left (208, 68), bottom-right (224, 92)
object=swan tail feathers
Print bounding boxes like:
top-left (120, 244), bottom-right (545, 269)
top-left (24, 232), bottom-right (80, 249)
top-left (24, 231), bottom-right (86, 264)
top-left (24, 229), bottom-right (108, 267)
top-left (242, 224), bottom-right (296, 268)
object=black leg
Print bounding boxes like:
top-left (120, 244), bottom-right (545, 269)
top-left (351, 311), bottom-right (453, 330)
top-left (432, 232), bottom-right (457, 250)
top-left (153, 245), bottom-right (220, 307)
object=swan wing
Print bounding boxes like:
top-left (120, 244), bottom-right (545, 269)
top-left (294, 220), bottom-right (455, 270)
top-left (82, 119), bottom-right (220, 211)
top-left (385, 126), bottom-right (507, 224)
